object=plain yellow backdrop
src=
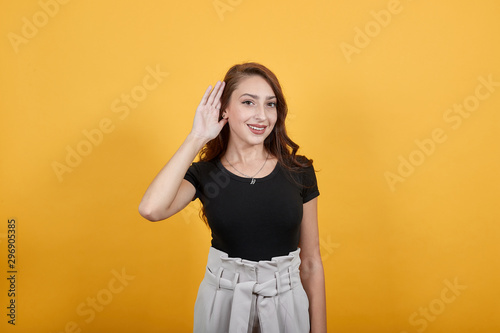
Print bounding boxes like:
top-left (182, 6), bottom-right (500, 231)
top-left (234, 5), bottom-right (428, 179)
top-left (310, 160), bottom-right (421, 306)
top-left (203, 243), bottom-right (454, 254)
top-left (1, 0), bottom-right (499, 332)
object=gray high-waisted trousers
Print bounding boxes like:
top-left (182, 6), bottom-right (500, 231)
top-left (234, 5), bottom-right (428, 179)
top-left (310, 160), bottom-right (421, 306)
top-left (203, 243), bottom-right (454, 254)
top-left (193, 246), bottom-right (310, 333)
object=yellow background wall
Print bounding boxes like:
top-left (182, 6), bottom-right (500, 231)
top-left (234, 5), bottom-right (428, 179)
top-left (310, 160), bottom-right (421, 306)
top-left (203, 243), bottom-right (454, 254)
top-left (1, 0), bottom-right (499, 332)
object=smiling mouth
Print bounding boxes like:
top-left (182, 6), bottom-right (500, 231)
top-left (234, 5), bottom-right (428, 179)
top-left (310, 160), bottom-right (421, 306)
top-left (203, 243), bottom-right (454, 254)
top-left (247, 124), bottom-right (267, 131)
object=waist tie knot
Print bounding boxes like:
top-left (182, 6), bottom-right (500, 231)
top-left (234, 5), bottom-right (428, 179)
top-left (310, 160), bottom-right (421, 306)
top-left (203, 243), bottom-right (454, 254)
top-left (205, 248), bottom-right (302, 333)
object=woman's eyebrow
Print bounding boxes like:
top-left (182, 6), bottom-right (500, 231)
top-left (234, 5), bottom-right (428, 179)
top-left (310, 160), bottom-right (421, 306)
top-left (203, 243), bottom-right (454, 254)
top-left (240, 93), bottom-right (276, 100)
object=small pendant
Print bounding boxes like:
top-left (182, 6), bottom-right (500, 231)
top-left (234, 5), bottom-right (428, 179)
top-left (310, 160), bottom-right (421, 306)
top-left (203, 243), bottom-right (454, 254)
top-left (250, 178), bottom-right (256, 185)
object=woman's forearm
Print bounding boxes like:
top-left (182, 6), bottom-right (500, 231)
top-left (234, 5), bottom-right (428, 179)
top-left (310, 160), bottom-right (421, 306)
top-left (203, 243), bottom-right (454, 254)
top-left (301, 258), bottom-right (327, 333)
top-left (138, 133), bottom-right (206, 221)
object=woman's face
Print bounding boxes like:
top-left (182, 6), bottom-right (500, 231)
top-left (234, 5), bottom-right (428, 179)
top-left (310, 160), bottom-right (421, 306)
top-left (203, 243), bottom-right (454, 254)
top-left (224, 75), bottom-right (278, 147)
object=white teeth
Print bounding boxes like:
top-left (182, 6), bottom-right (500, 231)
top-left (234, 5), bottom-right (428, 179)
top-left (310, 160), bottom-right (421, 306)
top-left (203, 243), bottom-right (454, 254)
top-left (248, 125), bottom-right (265, 130)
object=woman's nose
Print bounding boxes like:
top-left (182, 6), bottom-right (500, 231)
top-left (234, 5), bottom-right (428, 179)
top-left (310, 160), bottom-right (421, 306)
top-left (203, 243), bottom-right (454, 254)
top-left (255, 104), bottom-right (266, 120)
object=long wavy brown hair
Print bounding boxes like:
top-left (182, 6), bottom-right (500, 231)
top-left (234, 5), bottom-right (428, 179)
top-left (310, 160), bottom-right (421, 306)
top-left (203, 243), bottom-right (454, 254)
top-left (198, 62), bottom-right (313, 225)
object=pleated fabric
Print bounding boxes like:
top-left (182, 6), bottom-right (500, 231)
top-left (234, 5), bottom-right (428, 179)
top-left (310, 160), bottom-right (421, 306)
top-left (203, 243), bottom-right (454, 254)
top-left (193, 247), bottom-right (310, 333)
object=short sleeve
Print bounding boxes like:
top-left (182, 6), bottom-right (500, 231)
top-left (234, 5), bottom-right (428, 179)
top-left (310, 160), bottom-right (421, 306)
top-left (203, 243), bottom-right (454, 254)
top-left (184, 162), bottom-right (200, 201)
top-left (301, 164), bottom-right (320, 203)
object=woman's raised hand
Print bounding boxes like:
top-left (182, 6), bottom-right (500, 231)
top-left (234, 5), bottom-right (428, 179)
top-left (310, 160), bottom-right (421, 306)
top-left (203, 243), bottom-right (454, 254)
top-left (190, 81), bottom-right (227, 143)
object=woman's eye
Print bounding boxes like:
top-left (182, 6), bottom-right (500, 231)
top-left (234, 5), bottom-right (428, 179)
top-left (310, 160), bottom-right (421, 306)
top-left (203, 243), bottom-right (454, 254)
top-left (241, 100), bottom-right (276, 107)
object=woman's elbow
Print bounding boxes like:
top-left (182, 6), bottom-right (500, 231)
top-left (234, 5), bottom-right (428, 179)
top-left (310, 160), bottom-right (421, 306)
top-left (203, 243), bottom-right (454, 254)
top-left (138, 202), bottom-right (167, 222)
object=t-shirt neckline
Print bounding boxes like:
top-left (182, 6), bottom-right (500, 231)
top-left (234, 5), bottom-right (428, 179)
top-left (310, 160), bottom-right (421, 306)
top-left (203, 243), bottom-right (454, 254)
top-left (216, 157), bottom-right (280, 183)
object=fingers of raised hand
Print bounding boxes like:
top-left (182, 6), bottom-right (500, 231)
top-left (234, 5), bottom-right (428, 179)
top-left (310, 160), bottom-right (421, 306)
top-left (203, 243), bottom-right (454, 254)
top-left (214, 81), bottom-right (225, 103)
top-left (206, 81), bottom-right (225, 106)
top-left (200, 84), bottom-right (213, 106)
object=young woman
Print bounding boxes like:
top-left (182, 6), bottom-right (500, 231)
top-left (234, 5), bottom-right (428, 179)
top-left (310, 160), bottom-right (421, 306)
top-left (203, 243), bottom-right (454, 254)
top-left (139, 62), bottom-right (326, 333)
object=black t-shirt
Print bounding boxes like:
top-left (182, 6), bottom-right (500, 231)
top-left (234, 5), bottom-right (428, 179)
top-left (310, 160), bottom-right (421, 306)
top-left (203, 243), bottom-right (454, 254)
top-left (183, 156), bottom-right (320, 261)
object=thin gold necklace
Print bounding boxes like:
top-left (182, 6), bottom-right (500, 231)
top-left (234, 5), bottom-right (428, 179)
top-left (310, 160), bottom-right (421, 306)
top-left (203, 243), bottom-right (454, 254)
top-left (224, 152), bottom-right (270, 184)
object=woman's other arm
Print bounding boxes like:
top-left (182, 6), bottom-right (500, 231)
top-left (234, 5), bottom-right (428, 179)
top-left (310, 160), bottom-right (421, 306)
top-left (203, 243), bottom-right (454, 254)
top-left (299, 197), bottom-right (327, 332)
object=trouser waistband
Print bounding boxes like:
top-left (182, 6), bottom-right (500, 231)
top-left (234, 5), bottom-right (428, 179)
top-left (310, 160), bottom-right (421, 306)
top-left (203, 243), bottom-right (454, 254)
top-left (203, 247), bottom-right (303, 332)
top-left (206, 246), bottom-right (302, 286)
